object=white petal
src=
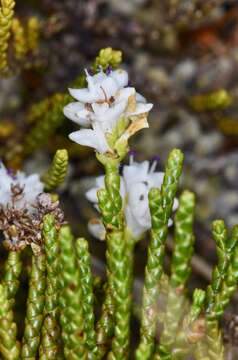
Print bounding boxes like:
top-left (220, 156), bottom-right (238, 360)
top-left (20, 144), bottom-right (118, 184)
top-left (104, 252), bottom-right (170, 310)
top-left (85, 176), bottom-right (104, 203)
top-left (92, 102), bottom-right (109, 115)
top-left (110, 69), bottom-right (129, 88)
top-left (149, 172), bottom-right (165, 188)
top-left (123, 161), bottom-right (150, 189)
top-left (119, 178), bottom-right (126, 199)
top-left (128, 102), bottom-right (153, 117)
top-left (128, 183), bottom-right (149, 220)
top-left (168, 218), bottom-right (173, 227)
top-left (172, 197), bottom-right (179, 211)
top-left (92, 71), bottom-right (107, 83)
top-left (85, 188), bottom-right (98, 203)
top-left (117, 87), bottom-right (135, 102)
top-left (99, 100), bottom-right (128, 132)
top-left (125, 205), bottom-right (148, 239)
top-left (96, 175), bottom-right (105, 188)
top-left (96, 77), bottom-right (119, 99)
top-left (136, 92), bottom-right (146, 103)
top-left (70, 87), bottom-right (100, 103)
top-left (88, 218), bottom-right (106, 240)
top-left (63, 102), bottom-right (91, 126)
top-left (69, 124), bottom-right (110, 154)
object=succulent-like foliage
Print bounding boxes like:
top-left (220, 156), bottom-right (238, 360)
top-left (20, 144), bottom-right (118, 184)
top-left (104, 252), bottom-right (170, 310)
top-left (0, 284), bottom-right (20, 360)
top-left (75, 238), bottom-right (97, 357)
top-left (23, 94), bottom-right (71, 156)
top-left (42, 149), bottom-right (69, 192)
top-left (97, 160), bottom-right (130, 359)
top-left (3, 251), bottom-right (22, 308)
top-left (0, 148), bottom-right (236, 359)
top-left (93, 47), bottom-right (122, 70)
top-left (0, 0), bottom-right (15, 74)
top-left (39, 214), bottom-right (62, 359)
top-left (58, 226), bottom-right (86, 359)
top-left (136, 149), bottom-right (184, 360)
top-left (21, 251), bottom-right (46, 359)
top-left (156, 190), bottom-right (196, 358)
top-left (0, 0), bottom-right (41, 75)
top-left (189, 90), bottom-right (232, 112)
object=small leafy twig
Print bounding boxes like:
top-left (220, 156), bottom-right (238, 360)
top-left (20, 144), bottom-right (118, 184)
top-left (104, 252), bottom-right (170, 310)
top-left (58, 226), bottom-right (86, 359)
top-left (39, 214), bottom-right (62, 359)
top-left (42, 149), bottom-right (69, 192)
top-left (136, 149), bottom-right (184, 360)
top-left (75, 238), bottom-right (97, 357)
top-left (0, 284), bottom-right (20, 360)
top-left (3, 251), bottom-right (22, 308)
top-left (21, 250), bottom-right (46, 359)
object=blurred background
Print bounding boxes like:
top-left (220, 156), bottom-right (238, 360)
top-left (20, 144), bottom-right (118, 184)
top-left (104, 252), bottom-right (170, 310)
top-left (1, 0), bottom-right (238, 352)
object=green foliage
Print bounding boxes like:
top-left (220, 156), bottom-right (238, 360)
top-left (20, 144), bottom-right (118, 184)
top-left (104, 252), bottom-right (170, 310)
top-left (136, 149), bottom-right (184, 360)
top-left (75, 238), bottom-right (97, 357)
top-left (21, 250), bottom-right (46, 359)
top-left (0, 0), bottom-right (15, 74)
top-left (42, 149), bottom-right (69, 192)
top-left (156, 190), bottom-right (196, 358)
top-left (0, 148), bottom-right (237, 360)
top-left (93, 47), bottom-right (122, 70)
top-left (0, 284), bottom-right (20, 360)
top-left (23, 93), bottom-right (71, 156)
top-left (39, 214), bottom-right (62, 359)
top-left (189, 90), bottom-right (233, 112)
top-left (3, 251), bottom-right (22, 308)
top-left (0, 0), bottom-right (41, 76)
top-left (58, 226), bottom-right (86, 359)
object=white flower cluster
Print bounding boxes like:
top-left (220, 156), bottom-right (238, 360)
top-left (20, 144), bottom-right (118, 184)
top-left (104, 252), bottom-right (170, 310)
top-left (86, 156), bottom-right (178, 240)
top-left (0, 162), bottom-right (43, 213)
top-left (63, 68), bottom-right (153, 153)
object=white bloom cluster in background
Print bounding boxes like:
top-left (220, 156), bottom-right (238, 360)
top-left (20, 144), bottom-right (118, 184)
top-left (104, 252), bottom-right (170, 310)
top-left (63, 68), bottom-right (153, 153)
top-left (86, 156), bottom-right (178, 240)
top-left (0, 162), bottom-right (43, 213)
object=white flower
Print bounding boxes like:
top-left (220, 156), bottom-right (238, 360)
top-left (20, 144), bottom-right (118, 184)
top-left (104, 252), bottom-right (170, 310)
top-left (63, 68), bottom-right (153, 153)
top-left (69, 122), bottom-right (111, 154)
top-left (86, 156), bottom-right (178, 240)
top-left (0, 162), bottom-right (43, 213)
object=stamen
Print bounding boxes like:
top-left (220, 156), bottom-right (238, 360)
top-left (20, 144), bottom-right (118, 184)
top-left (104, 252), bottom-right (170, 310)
top-left (7, 168), bottom-right (17, 180)
top-left (150, 155), bottom-right (160, 173)
top-left (128, 150), bottom-right (137, 165)
top-left (106, 65), bottom-right (112, 75)
top-left (100, 86), bottom-right (108, 102)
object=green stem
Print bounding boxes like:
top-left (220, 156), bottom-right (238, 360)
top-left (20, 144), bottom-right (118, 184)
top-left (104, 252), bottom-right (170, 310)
top-left (96, 159), bottom-right (124, 358)
top-left (0, 284), bottom-right (20, 360)
top-left (170, 190), bottom-right (196, 288)
top-left (107, 231), bottom-right (132, 360)
top-left (39, 214), bottom-right (62, 359)
top-left (136, 149), bottom-right (184, 360)
top-left (158, 191), bottom-right (196, 357)
top-left (173, 289), bottom-right (206, 359)
top-left (75, 238), bottom-right (97, 358)
top-left (203, 224), bottom-right (238, 360)
top-left (3, 251), bottom-right (22, 308)
top-left (21, 250), bottom-right (46, 359)
top-left (42, 149), bottom-right (68, 192)
top-left (58, 226), bottom-right (86, 360)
